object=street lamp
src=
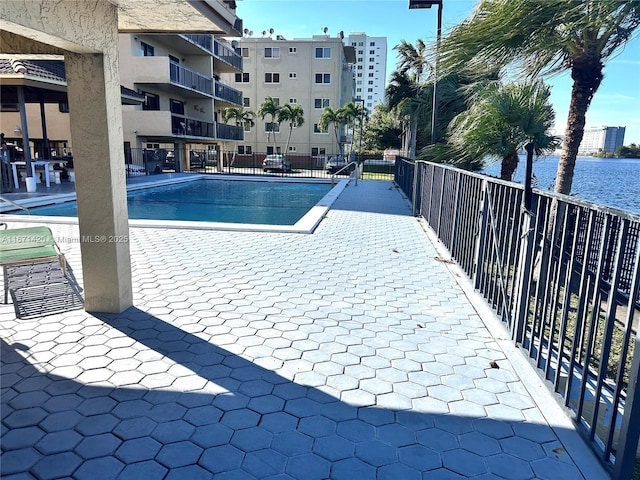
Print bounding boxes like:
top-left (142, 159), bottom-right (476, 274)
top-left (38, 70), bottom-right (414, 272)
top-left (408, 0), bottom-right (442, 145)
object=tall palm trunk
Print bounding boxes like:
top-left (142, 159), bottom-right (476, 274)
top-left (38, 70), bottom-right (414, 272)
top-left (500, 150), bottom-right (519, 181)
top-left (555, 54), bottom-right (604, 195)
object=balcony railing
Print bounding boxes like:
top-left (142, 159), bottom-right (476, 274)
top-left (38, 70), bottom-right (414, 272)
top-left (179, 35), bottom-right (242, 71)
top-left (214, 80), bottom-right (242, 106)
top-left (171, 115), bottom-right (215, 138)
top-left (169, 62), bottom-right (213, 96)
top-left (213, 38), bottom-right (243, 70)
top-left (216, 123), bottom-right (244, 141)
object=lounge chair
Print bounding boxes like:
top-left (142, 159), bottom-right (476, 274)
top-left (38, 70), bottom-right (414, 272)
top-left (0, 224), bottom-right (67, 303)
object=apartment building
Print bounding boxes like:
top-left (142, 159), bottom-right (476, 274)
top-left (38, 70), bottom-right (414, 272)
top-left (225, 34), bottom-right (355, 158)
top-left (579, 126), bottom-right (626, 155)
top-left (347, 32), bottom-right (387, 116)
top-left (119, 28), bottom-right (245, 168)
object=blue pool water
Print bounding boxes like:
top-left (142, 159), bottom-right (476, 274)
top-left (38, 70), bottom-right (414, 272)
top-left (23, 179), bottom-right (333, 225)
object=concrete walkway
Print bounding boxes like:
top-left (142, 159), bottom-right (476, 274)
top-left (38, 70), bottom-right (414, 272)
top-left (0, 180), bottom-right (608, 479)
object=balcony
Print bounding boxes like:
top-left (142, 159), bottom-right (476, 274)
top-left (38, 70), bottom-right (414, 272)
top-left (214, 80), bottom-right (242, 107)
top-left (178, 35), bottom-right (242, 74)
top-left (134, 57), bottom-right (213, 99)
top-left (213, 38), bottom-right (243, 72)
top-left (170, 62), bottom-right (213, 97)
top-left (216, 123), bottom-right (244, 141)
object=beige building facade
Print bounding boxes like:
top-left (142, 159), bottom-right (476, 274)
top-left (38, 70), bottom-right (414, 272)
top-left (225, 35), bottom-right (355, 159)
top-left (119, 31), bottom-right (245, 169)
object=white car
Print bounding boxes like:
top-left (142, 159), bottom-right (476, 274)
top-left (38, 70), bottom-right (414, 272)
top-left (263, 154), bottom-right (291, 172)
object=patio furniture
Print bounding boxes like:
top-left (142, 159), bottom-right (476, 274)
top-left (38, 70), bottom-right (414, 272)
top-left (0, 224), bottom-right (67, 303)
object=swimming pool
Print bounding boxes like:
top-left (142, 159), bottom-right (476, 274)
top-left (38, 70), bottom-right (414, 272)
top-left (7, 177), bottom-right (346, 233)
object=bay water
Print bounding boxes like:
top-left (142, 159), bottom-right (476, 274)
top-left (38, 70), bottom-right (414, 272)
top-left (482, 155), bottom-right (640, 215)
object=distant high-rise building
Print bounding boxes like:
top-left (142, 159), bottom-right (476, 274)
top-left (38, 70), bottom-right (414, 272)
top-left (347, 33), bottom-right (387, 116)
top-left (579, 126), bottom-right (626, 155)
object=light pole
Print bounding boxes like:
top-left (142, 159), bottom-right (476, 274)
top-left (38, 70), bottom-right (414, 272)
top-left (408, 0), bottom-right (442, 145)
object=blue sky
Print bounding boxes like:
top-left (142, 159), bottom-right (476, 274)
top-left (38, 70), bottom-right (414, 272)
top-left (236, 0), bottom-right (640, 144)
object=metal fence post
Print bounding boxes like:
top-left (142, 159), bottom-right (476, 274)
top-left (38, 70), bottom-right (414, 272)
top-left (511, 142), bottom-right (535, 343)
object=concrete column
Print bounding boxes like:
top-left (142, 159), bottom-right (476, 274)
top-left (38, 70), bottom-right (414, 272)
top-left (64, 31), bottom-right (133, 311)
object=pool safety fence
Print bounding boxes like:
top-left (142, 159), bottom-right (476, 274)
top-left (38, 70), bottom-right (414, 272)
top-left (395, 157), bottom-right (640, 479)
top-left (124, 148), bottom-right (396, 181)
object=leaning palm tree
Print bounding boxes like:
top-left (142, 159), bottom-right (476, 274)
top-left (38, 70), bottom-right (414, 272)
top-left (257, 97), bottom-right (281, 153)
top-left (276, 103), bottom-right (304, 157)
top-left (443, 80), bottom-right (560, 180)
top-left (319, 106), bottom-right (345, 156)
top-left (438, 0), bottom-right (640, 194)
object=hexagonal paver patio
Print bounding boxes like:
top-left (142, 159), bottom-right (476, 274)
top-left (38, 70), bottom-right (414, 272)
top-left (1, 180), bottom-right (608, 479)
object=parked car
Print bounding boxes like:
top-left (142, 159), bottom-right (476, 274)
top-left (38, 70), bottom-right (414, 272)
top-left (326, 156), bottom-right (352, 175)
top-left (164, 150), bottom-right (206, 170)
top-left (263, 154), bottom-right (291, 172)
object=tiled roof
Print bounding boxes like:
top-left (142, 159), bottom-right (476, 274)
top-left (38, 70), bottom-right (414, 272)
top-left (0, 59), bottom-right (66, 82)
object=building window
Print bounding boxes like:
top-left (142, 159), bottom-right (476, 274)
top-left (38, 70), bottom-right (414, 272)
top-left (314, 98), bottom-right (330, 109)
top-left (266, 97), bottom-right (280, 106)
top-left (289, 72), bottom-right (297, 79)
top-left (313, 124), bottom-right (327, 133)
top-left (356, 88), bottom-right (362, 93)
top-left (235, 72), bottom-right (250, 83)
top-left (265, 122), bottom-right (280, 133)
top-left (289, 47), bottom-right (297, 53)
top-left (289, 98), bottom-right (298, 104)
top-left (368, 88), bottom-right (373, 92)
top-left (368, 65), bottom-right (374, 69)
top-left (142, 91), bottom-right (160, 111)
top-left (358, 41), bottom-right (364, 46)
top-left (369, 58), bottom-right (375, 62)
top-left (244, 122), bottom-right (252, 132)
top-left (357, 65), bottom-right (363, 70)
top-left (140, 42), bottom-right (154, 56)
top-left (265, 72), bottom-right (280, 83)
top-left (264, 47), bottom-right (280, 58)
top-left (370, 41), bottom-right (375, 46)
top-left (238, 145), bottom-right (252, 154)
top-left (369, 50), bottom-right (375, 54)
top-left (357, 73), bottom-right (362, 78)
top-left (58, 103), bottom-right (69, 113)
top-left (311, 147), bottom-right (326, 156)
top-left (288, 146), bottom-right (297, 152)
top-left (368, 81), bottom-right (374, 85)
top-left (315, 47), bottom-right (331, 58)
top-left (369, 73), bottom-right (374, 77)
top-left (315, 73), bottom-right (331, 84)
top-left (243, 97), bottom-right (250, 107)
top-left (358, 50), bottom-right (364, 55)
top-left (170, 99), bottom-right (184, 115)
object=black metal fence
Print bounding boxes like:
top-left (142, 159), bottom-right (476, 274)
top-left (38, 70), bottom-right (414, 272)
top-left (124, 148), bottom-right (396, 181)
top-left (396, 157), bottom-right (640, 480)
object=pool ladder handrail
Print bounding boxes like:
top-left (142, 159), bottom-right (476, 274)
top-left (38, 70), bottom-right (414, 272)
top-left (330, 161), bottom-right (359, 186)
top-left (0, 195), bottom-right (30, 215)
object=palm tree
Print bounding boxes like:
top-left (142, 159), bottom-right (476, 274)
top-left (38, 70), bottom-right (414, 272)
top-left (221, 107), bottom-right (255, 169)
top-left (443, 80), bottom-right (560, 180)
top-left (276, 104), bottom-right (304, 157)
top-left (438, 0), bottom-right (640, 194)
top-left (385, 70), bottom-right (415, 157)
top-left (319, 106), bottom-right (345, 156)
top-left (257, 97), bottom-right (281, 153)
top-left (392, 38), bottom-right (432, 158)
